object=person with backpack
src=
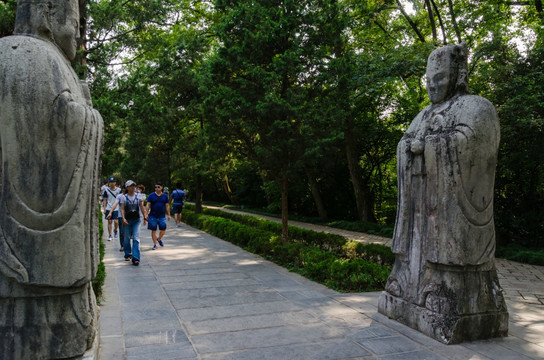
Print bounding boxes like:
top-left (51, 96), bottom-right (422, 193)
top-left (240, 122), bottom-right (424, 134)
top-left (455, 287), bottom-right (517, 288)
top-left (120, 180), bottom-right (148, 265)
top-left (170, 183), bottom-right (186, 227)
top-left (102, 177), bottom-right (121, 241)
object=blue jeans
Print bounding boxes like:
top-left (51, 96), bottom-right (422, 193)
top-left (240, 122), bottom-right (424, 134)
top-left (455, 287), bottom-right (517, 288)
top-left (124, 218), bottom-right (141, 261)
top-left (118, 217), bottom-right (125, 247)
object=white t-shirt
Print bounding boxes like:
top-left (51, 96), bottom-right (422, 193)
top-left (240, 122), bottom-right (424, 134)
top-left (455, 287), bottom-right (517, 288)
top-left (103, 187), bottom-right (121, 210)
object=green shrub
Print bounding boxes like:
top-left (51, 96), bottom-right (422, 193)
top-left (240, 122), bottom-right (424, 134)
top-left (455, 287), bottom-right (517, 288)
top-left (496, 244), bottom-right (544, 266)
top-left (182, 207), bottom-right (392, 293)
top-left (343, 241), bottom-right (395, 266)
top-left (92, 211), bottom-right (106, 304)
top-left (325, 258), bottom-right (389, 292)
top-left (271, 240), bottom-right (305, 267)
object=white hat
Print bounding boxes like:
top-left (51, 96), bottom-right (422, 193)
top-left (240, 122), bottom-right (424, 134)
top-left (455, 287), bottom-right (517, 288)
top-left (125, 180), bottom-right (136, 187)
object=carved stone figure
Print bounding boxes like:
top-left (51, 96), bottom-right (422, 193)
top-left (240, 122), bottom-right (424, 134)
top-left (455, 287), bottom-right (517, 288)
top-left (378, 43), bottom-right (508, 344)
top-left (0, 0), bottom-right (103, 358)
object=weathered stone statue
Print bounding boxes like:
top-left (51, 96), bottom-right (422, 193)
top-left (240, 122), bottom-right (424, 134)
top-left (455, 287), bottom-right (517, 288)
top-left (378, 43), bottom-right (508, 344)
top-left (0, 0), bottom-right (103, 358)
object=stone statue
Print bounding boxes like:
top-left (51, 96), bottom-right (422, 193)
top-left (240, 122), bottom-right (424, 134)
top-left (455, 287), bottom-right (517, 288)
top-left (378, 43), bottom-right (508, 344)
top-left (0, 0), bottom-right (103, 358)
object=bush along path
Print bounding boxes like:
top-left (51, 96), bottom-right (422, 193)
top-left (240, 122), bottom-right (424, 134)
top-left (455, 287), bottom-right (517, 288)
top-left (182, 205), bottom-right (393, 292)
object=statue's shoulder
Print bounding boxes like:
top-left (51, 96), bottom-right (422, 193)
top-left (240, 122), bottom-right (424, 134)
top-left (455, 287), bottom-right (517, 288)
top-left (455, 94), bottom-right (497, 115)
top-left (451, 94), bottom-right (498, 126)
top-left (0, 35), bottom-right (59, 63)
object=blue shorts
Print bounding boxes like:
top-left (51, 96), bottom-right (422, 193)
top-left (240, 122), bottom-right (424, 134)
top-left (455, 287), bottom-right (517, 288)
top-left (172, 204), bottom-right (183, 214)
top-left (147, 216), bottom-right (167, 231)
top-left (105, 210), bottom-right (118, 220)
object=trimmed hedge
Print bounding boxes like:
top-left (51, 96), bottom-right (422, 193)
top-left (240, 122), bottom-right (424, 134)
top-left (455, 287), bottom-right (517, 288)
top-left (186, 204), bottom-right (394, 267)
top-left (495, 243), bottom-right (544, 266)
top-left (92, 211), bottom-right (106, 303)
top-left (182, 207), bottom-right (391, 292)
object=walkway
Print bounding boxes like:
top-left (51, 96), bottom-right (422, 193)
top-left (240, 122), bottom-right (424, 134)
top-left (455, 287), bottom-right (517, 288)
top-left (99, 216), bottom-right (544, 359)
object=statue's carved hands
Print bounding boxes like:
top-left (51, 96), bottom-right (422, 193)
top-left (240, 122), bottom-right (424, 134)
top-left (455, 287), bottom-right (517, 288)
top-left (410, 140), bottom-right (424, 155)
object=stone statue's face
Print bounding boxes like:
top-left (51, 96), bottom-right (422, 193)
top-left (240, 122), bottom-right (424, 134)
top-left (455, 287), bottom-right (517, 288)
top-left (426, 51), bottom-right (451, 104)
top-left (51, 2), bottom-right (79, 60)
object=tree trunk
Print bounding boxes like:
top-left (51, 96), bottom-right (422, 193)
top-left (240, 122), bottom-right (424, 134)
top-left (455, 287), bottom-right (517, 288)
top-left (74, 0), bottom-right (88, 78)
top-left (395, 0), bottom-right (426, 43)
top-left (280, 175), bottom-right (289, 243)
top-left (425, 0), bottom-right (438, 44)
top-left (344, 128), bottom-right (374, 222)
top-left (195, 173), bottom-right (203, 214)
top-left (222, 174), bottom-right (236, 204)
top-left (430, 0), bottom-right (447, 44)
top-left (448, 0), bottom-right (462, 43)
top-left (304, 167), bottom-right (328, 221)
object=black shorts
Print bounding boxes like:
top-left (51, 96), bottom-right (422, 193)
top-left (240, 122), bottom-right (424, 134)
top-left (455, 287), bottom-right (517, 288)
top-left (172, 204), bottom-right (183, 214)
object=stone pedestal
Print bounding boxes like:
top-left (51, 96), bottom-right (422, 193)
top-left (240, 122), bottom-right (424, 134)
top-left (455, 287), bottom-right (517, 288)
top-left (0, 283), bottom-right (99, 359)
top-left (378, 264), bottom-right (508, 344)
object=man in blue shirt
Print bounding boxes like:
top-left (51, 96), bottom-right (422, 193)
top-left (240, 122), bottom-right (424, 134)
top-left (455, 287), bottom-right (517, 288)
top-left (146, 182), bottom-right (171, 250)
top-left (170, 183), bottom-right (186, 227)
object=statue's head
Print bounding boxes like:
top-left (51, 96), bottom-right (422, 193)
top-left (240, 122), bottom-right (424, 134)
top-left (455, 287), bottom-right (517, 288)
top-left (14, 0), bottom-right (80, 60)
top-left (426, 42), bottom-right (469, 104)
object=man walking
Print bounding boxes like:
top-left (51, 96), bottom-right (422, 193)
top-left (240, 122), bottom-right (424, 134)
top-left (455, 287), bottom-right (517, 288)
top-left (146, 182), bottom-right (171, 249)
top-left (170, 183), bottom-right (186, 227)
top-left (103, 177), bottom-right (121, 241)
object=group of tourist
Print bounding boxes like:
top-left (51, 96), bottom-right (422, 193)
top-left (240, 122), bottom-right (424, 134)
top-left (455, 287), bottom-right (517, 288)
top-left (101, 178), bottom-right (187, 266)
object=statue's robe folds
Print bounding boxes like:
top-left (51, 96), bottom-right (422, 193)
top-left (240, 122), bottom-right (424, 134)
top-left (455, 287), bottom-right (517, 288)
top-left (379, 95), bottom-right (508, 344)
top-left (0, 35), bottom-right (103, 359)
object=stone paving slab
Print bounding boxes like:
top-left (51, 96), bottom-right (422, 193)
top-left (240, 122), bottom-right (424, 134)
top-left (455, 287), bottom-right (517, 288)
top-left (99, 219), bottom-right (544, 359)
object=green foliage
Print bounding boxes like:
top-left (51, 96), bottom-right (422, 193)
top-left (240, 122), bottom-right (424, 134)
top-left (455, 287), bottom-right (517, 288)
top-left (342, 241), bottom-right (395, 266)
top-left (496, 244), bottom-right (544, 266)
top-left (0, 0), bottom-right (16, 38)
top-left (491, 46), bottom-right (544, 248)
top-left (92, 210), bottom-right (106, 304)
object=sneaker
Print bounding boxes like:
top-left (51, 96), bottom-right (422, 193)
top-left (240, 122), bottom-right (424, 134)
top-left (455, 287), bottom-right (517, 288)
top-left (108, 235), bottom-right (112, 241)
top-left (114, 230), bottom-right (118, 238)
top-left (158, 240), bottom-right (164, 247)
top-left (152, 244), bottom-right (158, 250)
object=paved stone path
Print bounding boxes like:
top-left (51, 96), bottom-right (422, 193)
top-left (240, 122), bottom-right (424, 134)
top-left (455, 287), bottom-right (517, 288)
top-left (99, 213), bottom-right (544, 359)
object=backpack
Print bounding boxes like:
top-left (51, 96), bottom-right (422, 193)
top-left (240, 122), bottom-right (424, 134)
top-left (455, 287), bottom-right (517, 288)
top-left (125, 195), bottom-right (140, 220)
